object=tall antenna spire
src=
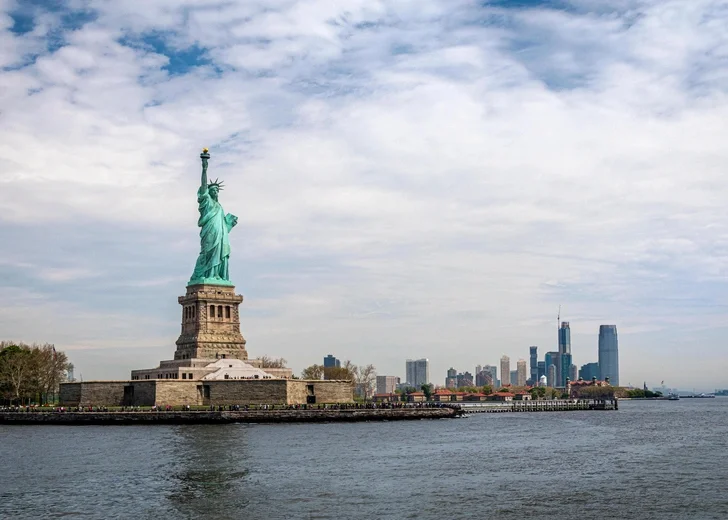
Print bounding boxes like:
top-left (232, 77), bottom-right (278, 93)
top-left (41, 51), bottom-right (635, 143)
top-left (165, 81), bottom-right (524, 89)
top-left (557, 304), bottom-right (561, 328)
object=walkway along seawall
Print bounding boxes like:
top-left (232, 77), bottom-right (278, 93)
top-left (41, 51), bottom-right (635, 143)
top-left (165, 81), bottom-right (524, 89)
top-left (0, 407), bottom-right (461, 425)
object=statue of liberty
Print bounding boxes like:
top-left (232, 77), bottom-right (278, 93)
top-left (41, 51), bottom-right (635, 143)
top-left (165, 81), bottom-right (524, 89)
top-left (189, 148), bottom-right (238, 286)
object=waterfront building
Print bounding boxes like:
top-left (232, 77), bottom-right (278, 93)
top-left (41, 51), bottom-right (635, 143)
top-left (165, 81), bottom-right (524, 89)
top-left (406, 358), bottom-right (430, 387)
top-left (517, 359), bottom-right (527, 386)
top-left (529, 346), bottom-right (538, 385)
top-left (500, 356), bottom-right (511, 386)
top-left (547, 364), bottom-right (556, 387)
top-left (376, 376), bottom-right (400, 395)
top-left (323, 354), bottom-right (341, 368)
top-left (598, 325), bottom-right (619, 386)
top-left (537, 361), bottom-right (545, 381)
top-left (579, 362), bottom-right (600, 381)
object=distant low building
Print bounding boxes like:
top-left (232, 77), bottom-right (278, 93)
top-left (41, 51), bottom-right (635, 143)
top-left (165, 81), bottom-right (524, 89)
top-left (373, 393), bottom-right (400, 403)
top-left (568, 377), bottom-right (614, 399)
top-left (489, 392), bottom-right (515, 402)
top-left (406, 392), bottom-right (426, 402)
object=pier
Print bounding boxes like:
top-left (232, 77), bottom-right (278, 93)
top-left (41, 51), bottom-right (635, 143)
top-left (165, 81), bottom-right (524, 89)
top-left (458, 399), bottom-right (618, 414)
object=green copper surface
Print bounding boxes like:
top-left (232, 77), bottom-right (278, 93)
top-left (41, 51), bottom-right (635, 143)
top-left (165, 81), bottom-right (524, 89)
top-left (188, 150), bottom-right (238, 287)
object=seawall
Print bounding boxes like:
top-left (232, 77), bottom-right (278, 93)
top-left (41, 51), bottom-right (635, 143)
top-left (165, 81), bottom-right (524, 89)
top-left (0, 407), bottom-right (460, 425)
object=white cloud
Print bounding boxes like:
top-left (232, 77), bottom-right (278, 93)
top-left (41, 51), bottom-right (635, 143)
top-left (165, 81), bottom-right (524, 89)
top-left (1, 0), bottom-right (727, 389)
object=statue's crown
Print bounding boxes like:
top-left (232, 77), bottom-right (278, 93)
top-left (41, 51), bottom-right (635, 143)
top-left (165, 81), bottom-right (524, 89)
top-left (208, 178), bottom-right (224, 190)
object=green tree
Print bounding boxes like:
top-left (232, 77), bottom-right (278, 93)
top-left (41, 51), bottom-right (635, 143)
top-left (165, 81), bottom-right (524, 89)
top-left (481, 385), bottom-right (493, 395)
top-left (323, 365), bottom-right (356, 381)
top-left (0, 345), bottom-right (32, 401)
top-left (421, 383), bottom-right (433, 401)
top-left (530, 386), bottom-right (547, 400)
top-left (0, 343), bottom-right (71, 404)
top-left (300, 364), bottom-right (323, 380)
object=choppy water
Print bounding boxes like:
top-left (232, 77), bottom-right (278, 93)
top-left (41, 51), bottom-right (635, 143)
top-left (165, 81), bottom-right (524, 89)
top-left (2, 399), bottom-right (728, 519)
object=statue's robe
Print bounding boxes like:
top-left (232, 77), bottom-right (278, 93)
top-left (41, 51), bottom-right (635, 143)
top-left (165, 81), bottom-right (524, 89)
top-left (190, 186), bottom-right (234, 282)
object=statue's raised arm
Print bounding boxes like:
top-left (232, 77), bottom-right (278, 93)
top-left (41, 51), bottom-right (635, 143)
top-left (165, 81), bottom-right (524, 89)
top-left (189, 148), bottom-right (235, 287)
top-left (200, 148), bottom-right (210, 191)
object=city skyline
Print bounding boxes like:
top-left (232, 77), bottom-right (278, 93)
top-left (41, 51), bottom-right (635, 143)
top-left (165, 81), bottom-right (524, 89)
top-left (1, 1), bottom-right (728, 390)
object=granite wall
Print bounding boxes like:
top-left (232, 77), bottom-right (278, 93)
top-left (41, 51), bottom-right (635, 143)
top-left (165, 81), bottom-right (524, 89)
top-left (59, 379), bottom-right (354, 407)
top-left (60, 382), bottom-right (128, 406)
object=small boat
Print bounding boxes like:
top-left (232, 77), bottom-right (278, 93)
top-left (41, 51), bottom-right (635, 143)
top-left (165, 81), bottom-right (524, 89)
top-left (668, 393), bottom-right (679, 401)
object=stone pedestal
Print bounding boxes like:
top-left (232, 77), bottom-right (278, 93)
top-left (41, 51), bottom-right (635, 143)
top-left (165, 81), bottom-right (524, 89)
top-left (174, 284), bottom-right (247, 361)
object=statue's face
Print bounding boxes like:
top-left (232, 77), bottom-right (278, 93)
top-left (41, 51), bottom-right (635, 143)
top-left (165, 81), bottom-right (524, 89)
top-left (209, 186), bottom-right (219, 200)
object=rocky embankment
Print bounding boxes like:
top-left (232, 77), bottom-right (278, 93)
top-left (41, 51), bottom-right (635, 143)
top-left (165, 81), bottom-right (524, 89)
top-left (0, 407), bottom-right (460, 425)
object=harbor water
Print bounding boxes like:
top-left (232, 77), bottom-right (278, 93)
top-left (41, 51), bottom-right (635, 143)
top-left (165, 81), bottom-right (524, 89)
top-left (1, 398), bottom-right (727, 519)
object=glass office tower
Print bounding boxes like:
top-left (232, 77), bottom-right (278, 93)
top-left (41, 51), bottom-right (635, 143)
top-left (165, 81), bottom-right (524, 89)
top-left (598, 325), bottom-right (619, 386)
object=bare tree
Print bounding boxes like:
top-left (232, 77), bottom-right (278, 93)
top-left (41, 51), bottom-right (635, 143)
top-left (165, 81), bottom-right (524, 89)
top-left (31, 344), bottom-right (70, 403)
top-left (259, 355), bottom-right (287, 368)
top-left (356, 364), bottom-right (376, 401)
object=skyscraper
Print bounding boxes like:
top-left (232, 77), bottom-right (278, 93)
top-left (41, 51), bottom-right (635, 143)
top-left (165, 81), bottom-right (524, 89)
top-left (517, 359), bottom-right (527, 386)
top-left (547, 364), bottom-right (556, 387)
top-left (500, 356), bottom-right (511, 386)
top-left (545, 351), bottom-right (560, 387)
top-left (406, 359), bottom-right (430, 387)
top-left (537, 361), bottom-right (546, 381)
top-left (446, 367), bottom-right (457, 388)
top-left (483, 365), bottom-right (497, 387)
top-left (529, 346), bottom-right (538, 384)
top-left (510, 370), bottom-right (518, 386)
top-left (476, 369), bottom-right (494, 387)
top-left (569, 364), bottom-right (577, 383)
top-left (457, 372), bottom-right (474, 388)
top-left (323, 354), bottom-right (341, 368)
top-left (557, 321), bottom-right (573, 386)
top-left (598, 325), bottom-right (619, 385)
top-left (579, 362), bottom-right (599, 381)
top-left (558, 321), bottom-right (571, 354)
top-left (560, 353), bottom-right (573, 387)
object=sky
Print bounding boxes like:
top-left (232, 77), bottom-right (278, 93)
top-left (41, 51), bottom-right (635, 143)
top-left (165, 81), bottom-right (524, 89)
top-left (1, 0), bottom-right (727, 390)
